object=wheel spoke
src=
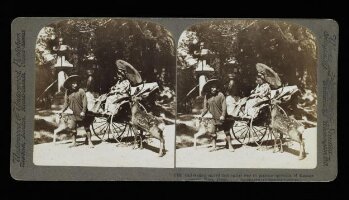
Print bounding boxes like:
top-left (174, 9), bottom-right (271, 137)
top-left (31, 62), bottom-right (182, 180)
top-left (127, 125), bottom-right (132, 137)
top-left (101, 125), bottom-right (108, 140)
top-left (252, 126), bottom-right (268, 144)
top-left (253, 126), bottom-right (266, 137)
top-left (233, 123), bottom-right (248, 128)
top-left (111, 123), bottom-right (120, 139)
top-left (112, 122), bottom-right (124, 132)
top-left (251, 126), bottom-right (260, 143)
top-left (93, 121), bottom-right (108, 131)
top-left (242, 128), bottom-right (249, 144)
top-left (234, 126), bottom-right (248, 135)
top-left (111, 123), bottom-right (120, 133)
top-left (100, 123), bottom-right (109, 135)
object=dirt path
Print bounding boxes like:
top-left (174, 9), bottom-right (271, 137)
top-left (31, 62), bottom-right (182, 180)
top-left (33, 125), bottom-right (175, 168)
top-left (176, 127), bottom-right (317, 168)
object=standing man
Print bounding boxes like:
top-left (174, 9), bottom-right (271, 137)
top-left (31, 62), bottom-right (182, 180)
top-left (201, 80), bottom-right (234, 152)
top-left (60, 75), bottom-right (94, 148)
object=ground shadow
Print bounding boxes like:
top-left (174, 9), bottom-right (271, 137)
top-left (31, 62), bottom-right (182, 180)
top-left (281, 144), bottom-right (308, 158)
top-left (176, 123), bottom-right (198, 137)
top-left (177, 114), bottom-right (196, 121)
top-left (34, 118), bottom-right (57, 132)
top-left (141, 142), bottom-right (168, 154)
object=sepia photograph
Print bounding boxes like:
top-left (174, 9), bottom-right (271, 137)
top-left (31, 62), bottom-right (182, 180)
top-left (33, 19), bottom-right (176, 167)
top-left (176, 20), bottom-right (317, 168)
top-left (11, 17), bottom-right (338, 181)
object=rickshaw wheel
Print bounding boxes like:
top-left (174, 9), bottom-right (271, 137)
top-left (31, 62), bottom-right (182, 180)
top-left (91, 115), bottom-right (113, 142)
top-left (249, 117), bottom-right (269, 145)
top-left (109, 101), bottom-right (148, 143)
top-left (232, 120), bottom-right (251, 145)
top-left (91, 100), bottom-right (148, 143)
top-left (232, 107), bottom-right (269, 145)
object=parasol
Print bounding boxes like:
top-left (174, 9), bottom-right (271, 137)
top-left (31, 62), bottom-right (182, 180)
top-left (256, 63), bottom-right (281, 88)
top-left (116, 60), bottom-right (142, 85)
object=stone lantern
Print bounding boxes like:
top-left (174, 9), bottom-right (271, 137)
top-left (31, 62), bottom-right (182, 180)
top-left (53, 38), bottom-right (73, 93)
top-left (194, 42), bottom-right (214, 96)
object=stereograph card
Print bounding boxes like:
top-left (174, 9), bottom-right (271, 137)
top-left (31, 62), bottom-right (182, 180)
top-left (11, 18), bottom-right (338, 181)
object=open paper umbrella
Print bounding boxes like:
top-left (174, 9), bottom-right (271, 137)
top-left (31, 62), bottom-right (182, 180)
top-left (116, 60), bottom-right (142, 85)
top-left (256, 63), bottom-right (282, 88)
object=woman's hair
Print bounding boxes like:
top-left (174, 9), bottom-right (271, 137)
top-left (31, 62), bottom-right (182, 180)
top-left (256, 74), bottom-right (266, 83)
top-left (118, 69), bottom-right (126, 78)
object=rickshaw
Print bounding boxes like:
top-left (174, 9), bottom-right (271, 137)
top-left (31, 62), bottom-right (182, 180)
top-left (88, 60), bottom-right (160, 144)
top-left (229, 63), bottom-right (300, 146)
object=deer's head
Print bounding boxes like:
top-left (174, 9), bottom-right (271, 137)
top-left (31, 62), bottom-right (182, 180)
top-left (271, 98), bottom-right (282, 105)
top-left (130, 96), bottom-right (143, 113)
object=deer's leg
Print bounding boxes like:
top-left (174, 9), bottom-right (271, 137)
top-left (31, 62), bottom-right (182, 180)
top-left (158, 135), bottom-right (165, 157)
top-left (194, 127), bottom-right (205, 149)
top-left (132, 126), bottom-right (138, 149)
top-left (279, 133), bottom-right (284, 153)
top-left (149, 127), bottom-right (165, 157)
top-left (272, 130), bottom-right (279, 153)
top-left (194, 132), bottom-right (198, 149)
top-left (299, 135), bottom-right (306, 160)
top-left (139, 130), bottom-right (143, 149)
top-left (208, 124), bottom-right (217, 152)
top-left (53, 126), bottom-right (61, 145)
top-left (53, 124), bottom-right (67, 145)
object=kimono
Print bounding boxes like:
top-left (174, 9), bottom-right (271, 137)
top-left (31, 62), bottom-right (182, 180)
top-left (244, 83), bottom-right (271, 117)
top-left (104, 79), bottom-right (131, 114)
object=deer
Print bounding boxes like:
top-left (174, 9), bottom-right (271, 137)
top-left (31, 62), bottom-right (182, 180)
top-left (130, 96), bottom-right (166, 157)
top-left (53, 111), bottom-right (95, 148)
top-left (193, 117), bottom-right (216, 149)
top-left (270, 99), bottom-right (306, 160)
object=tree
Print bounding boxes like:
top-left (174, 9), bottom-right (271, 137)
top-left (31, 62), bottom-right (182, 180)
top-left (35, 19), bottom-right (176, 97)
top-left (177, 20), bottom-right (317, 100)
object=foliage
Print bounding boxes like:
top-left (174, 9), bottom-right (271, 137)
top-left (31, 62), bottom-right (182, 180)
top-left (35, 19), bottom-right (176, 96)
top-left (177, 20), bottom-right (317, 107)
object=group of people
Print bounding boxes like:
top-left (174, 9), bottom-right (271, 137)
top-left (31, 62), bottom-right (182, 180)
top-left (58, 60), bottom-right (132, 147)
top-left (200, 68), bottom-right (271, 152)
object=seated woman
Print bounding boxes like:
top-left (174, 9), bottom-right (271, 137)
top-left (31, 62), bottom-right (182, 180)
top-left (103, 67), bottom-right (131, 115)
top-left (243, 74), bottom-right (271, 117)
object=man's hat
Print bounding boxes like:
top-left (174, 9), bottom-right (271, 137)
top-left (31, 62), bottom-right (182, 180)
top-left (63, 75), bottom-right (80, 89)
top-left (202, 79), bottom-right (220, 95)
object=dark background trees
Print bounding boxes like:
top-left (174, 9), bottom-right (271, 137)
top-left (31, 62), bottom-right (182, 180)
top-left (177, 20), bottom-right (317, 112)
top-left (35, 19), bottom-right (175, 99)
